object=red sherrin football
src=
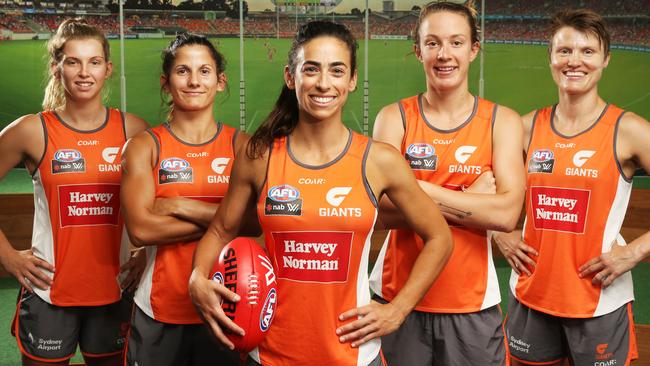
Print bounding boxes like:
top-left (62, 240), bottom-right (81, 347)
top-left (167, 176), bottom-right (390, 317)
top-left (212, 237), bottom-right (278, 352)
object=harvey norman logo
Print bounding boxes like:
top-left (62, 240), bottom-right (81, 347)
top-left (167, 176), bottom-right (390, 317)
top-left (530, 186), bottom-right (590, 234)
top-left (272, 231), bottom-right (353, 283)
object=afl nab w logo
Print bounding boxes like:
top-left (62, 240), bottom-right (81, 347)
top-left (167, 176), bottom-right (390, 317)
top-left (572, 150), bottom-right (595, 167)
top-left (159, 158), bottom-right (193, 184)
top-left (326, 187), bottom-right (351, 207)
top-left (405, 143), bottom-right (437, 171)
top-left (211, 157), bottom-right (230, 174)
top-left (52, 149), bottom-right (85, 174)
top-left (529, 149), bottom-right (555, 174)
top-left (265, 185), bottom-right (302, 216)
top-left (454, 146), bottom-right (477, 164)
top-left (102, 147), bottom-right (120, 164)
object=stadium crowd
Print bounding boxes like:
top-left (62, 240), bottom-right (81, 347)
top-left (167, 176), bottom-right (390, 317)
top-left (0, 1), bottom-right (648, 47)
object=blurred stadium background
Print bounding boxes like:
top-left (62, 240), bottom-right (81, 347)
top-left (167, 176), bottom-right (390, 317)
top-left (0, 0), bottom-right (649, 365)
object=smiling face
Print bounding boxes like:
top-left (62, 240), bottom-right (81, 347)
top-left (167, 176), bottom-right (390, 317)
top-left (162, 44), bottom-right (226, 113)
top-left (415, 11), bottom-right (479, 93)
top-left (55, 38), bottom-right (112, 103)
top-left (285, 36), bottom-right (357, 124)
top-left (549, 26), bottom-right (609, 96)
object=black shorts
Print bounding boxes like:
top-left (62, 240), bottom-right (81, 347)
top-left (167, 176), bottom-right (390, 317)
top-left (12, 288), bottom-right (132, 363)
top-left (126, 306), bottom-right (240, 366)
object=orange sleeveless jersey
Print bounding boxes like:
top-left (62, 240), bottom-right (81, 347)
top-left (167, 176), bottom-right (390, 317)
top-left (32, 108), bottom-right (128, 306)
top-left (513, 104), bottom-right (634, 318)
top-left (251, 131), bottom-right (380, 366)
top-left (370, 94), bottom-right (501, 313)
top-left (134, 123), bottom-right (236, 324)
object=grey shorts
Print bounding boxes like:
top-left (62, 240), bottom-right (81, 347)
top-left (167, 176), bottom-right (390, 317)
top-left (12, 288), bottom-right (132, 363)
top-left (375, 295), bottom-right (507, 366)
top-left (505, 293), bottom-right (638, 365)
top-left (126, 306), bottom-right (241, 366)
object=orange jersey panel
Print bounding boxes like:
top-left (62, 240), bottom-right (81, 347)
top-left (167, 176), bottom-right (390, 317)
top-left (514, 104), bottom-right (634, 318)
top-left (253, 131), bottom-right (380, 366)
top-left (370, 94), bottom-right (501, 313)
top-left (32, 108), bottom-right (127, 306)
top-left (134, 123), bottom-right (236, 324)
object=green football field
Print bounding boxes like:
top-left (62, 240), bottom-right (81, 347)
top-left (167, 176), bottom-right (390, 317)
top-left (0, 38), bottom-right (649, 132)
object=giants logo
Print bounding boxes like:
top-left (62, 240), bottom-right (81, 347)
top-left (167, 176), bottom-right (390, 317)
top-left (528, 149), bottom-right (555, 174)
top-left (272, 231), bottom-right (353, 283)
top-left (58, 184), bottom-right (120, 227)
top-left (208, 157), bottom-right (231, 184)
top-left (326, 187), bottom-right (351, 206)
top-left (573, 150), bottom-right (595, 167)
top-left (102, 147), bottom-right (120, 164)
top-left (405, 143), bottom-right (437, 171)
top-left (52, 149), bottom-right (85, 174)
top-left (159, 158), bottom-right (193, 184)
top-left (259, 288), bottom-right (277, 332)
top-left (211, 157), bottom-right (230, 174)
top-left (265, 185), bottom-right (302, 216)
top-left (454, 145), bottom-right (477, 164)
top-left (321, 187), bottom-right (361, 217)
top-left (449, 145), bottom-right (482, 174)
top-left (566, 150), bottom-right (598, 178)
top-left (530, 186), bottom-right (590, 234)
top-left (99, 147), bottom-right (121, 172)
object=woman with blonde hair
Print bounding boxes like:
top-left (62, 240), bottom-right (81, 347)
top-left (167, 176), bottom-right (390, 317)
top-left (0, 19), bottom-right (147, 366)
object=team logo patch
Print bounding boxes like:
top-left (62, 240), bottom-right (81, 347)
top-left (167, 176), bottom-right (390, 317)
top-left (530, 186), bottom-right (590, 234)
top-left (265, 184), bottom-right (302, 216)
top-left (259, 288), bottom-right (277, 332)
top-left (58, 184), bottom-right (120, 227)
top-left (52, 149), bottom-right (85, 174)
top-left (405, 143), bottom-right (437, 171)
top-left (528, 149), bottom-right (555, 173)
top-left (272, 231), bottom-right (353, 283)
top-left (319, 187), bottom-right (361, 217)
top-left (159, 158), bottom-right (193, 184)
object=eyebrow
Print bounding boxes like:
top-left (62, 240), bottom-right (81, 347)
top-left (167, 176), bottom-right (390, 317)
top-left (303, 60), bottom-right (348, 68)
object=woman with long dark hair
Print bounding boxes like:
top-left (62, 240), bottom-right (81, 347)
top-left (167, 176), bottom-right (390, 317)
top-left (188, 21), bottom-right (453, 365)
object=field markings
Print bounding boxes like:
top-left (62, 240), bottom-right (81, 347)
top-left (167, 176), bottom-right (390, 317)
top-left (623, 92), bottom-right (650, 108)
top-left (247, 110), bottom-right (259, 132)
top-left (350, 111), bottom-right (363, 132)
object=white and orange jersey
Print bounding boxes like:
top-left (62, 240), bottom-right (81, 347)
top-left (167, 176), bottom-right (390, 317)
top-left (513, 104), bottom-right (634, 318)
top-left (370, 94), bottom-right (501, 313)
top-left (252, 131), bottom-right (380, 366)
top-left (32, 108), bottom-right (128, 306)
top-left (134, 122), bottom-right (237, 324)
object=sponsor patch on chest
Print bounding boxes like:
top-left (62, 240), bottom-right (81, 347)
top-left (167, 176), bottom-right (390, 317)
top-left (272, 231), bottom-right (353, 283)
top-left (405, 143), bottom-right (438, 171)
top-left (264, 184), bottom-right (302, 216)
top-left (58, 184), bottom-right (120, 227)
top-left (159, 157), bottom-right (193, 184)
top-left (530, 186), bottom-right (590, 234)
top-left (52, 149), bottom-right (85, 174)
